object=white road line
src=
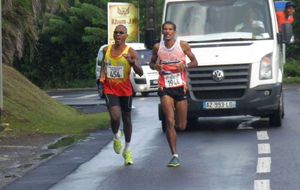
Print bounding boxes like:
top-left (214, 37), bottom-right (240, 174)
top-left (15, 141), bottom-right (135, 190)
top-left (51, 96), bottom-right (63, 98)
top-left (257, 157), bottom-right (271, 173)
top-left (257, 131), bottom-right (269, 140)
top-left (258, 143), bottom-right (271, 155)
top-left (0, 157), bottom-right (10, 161)
top-left (76, 94), bottom-right (98, 99)
top-left (0, 145), bottom-right (37, 149)
top-left (237, 125), bottom-right (254, 130)
top-left (254, 180), bottom-right (270, 190)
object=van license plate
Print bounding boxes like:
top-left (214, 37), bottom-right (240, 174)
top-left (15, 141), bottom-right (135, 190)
top-left (203, 101), bottom-right (236, 109)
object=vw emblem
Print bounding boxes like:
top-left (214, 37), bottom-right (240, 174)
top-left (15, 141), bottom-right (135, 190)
top-left (212, 70), bottom-right (224, 81)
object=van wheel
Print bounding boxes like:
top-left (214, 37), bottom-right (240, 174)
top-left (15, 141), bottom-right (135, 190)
top-left (269, 94), bottom-right (283, 127)
top-left (141, 92), bottom-right (149, 97)
top-left (96, 82), bottom-right (104, 99)
top-left (187, 118), bottom-right (198, 130)
top-left (161, 115), bottom-right (166, 133)
top-left (159, 104), bottom-right (166, 133)
top-left (131, 87), bottom-right (136, 97)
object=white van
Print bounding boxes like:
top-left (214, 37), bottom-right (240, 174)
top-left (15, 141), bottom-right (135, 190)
top-left (95, 43), bottom-right (159, 97)
top-left (145, 0), bottom-right (294, 130)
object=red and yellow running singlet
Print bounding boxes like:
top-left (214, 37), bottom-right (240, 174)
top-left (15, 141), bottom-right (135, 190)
top-left (102, 45), bottom-right (133, 96)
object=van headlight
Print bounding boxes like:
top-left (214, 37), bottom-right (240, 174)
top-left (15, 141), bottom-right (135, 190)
top-left (259, 54), bottom-right (272, 80)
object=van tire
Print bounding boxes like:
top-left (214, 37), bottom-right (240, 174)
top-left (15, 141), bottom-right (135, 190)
top-left (141, 92), bottom-right (149, 97)
top-left (132, 87), bottom-right (136, 97)
top-left (159, 104), bottom-right (166, 133)
top-left (269, 94), bottom-right (283, 127)
top-left (161, 116), bottom-right (166, 133)
top-left (187, 118), bottom-right (198, 130)
top-left (96, 82), bottom-right (104, 99)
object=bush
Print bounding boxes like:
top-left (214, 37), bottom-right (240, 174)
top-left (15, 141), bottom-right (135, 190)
top-left (284, 59), bottom-right (300, 77)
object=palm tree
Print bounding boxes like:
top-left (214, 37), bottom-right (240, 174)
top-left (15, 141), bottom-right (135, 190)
top-left (1, 0), bottom-right (69, 65)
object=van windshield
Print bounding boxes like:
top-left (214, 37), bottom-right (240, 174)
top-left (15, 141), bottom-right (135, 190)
top-left (165, 0), bottom-right (273, 42)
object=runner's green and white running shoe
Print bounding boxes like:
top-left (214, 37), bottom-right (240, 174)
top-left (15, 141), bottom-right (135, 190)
top-left (123, 150), bottom-right (134, 165)
top-left (113, 138), bottom-right (122, 154)
top-left (167, 156), bottom-right (180, 167)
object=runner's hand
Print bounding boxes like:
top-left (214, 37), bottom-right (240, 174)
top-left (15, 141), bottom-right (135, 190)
top-left (99, 77), bottom-right (105, 84)
top-left (154, 64), bottom-right (163, 72)
top-left (123, 54), bottom-right (135, 66)
top-left (175, 61), bottom-right (186, 72)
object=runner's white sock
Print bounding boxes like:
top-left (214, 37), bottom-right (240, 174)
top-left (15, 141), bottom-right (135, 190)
top-left (124, 142), bottom-right (130, 152)
top-left (173, 154), bottom-right (179, 158)
top-left (113, 130), bottom-right (121, 139)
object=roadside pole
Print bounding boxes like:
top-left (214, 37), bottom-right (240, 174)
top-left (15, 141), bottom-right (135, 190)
top-left (0, 0), bottom-right (3, 114)
top-left (145, 0), bottom-right (156, 49)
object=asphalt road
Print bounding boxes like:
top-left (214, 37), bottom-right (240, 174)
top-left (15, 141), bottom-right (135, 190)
top-left (4, 84), bottom-right (300, 190)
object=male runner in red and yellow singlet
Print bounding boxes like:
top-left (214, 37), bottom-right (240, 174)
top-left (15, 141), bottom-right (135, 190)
top-left (99, 25), bottom-right (143, 166)
top-left (149, 21), bottom-right (198, 167)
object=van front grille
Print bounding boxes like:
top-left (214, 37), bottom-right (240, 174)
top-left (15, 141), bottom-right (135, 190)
top-left (187, 64), bottom-right (250, 100)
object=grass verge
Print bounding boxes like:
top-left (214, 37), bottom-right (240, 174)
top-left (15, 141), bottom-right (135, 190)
top-left (283, 77), bottom-right (300, 84)
top-left (1, 65), bottom-right (109, 137)
top-left (284, 59), bottom-right (300, 84)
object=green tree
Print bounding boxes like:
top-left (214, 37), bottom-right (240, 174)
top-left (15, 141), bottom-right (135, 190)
top-left (4, 0), bottom-right (165, 88)
top-left (1, 0), bottom-right (69, 66)
top-left (2, 0), bottom-right (38, 65)
top-left (23, 0), bottom-right (107, 88)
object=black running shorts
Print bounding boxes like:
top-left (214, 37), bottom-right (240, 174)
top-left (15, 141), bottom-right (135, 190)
top-left (158, 87), bottom-right (186, 101)
top-left (104, 94), bottom-right (132, 112)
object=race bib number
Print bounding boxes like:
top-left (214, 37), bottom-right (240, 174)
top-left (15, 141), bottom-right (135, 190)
top-left (106, 66), bottom-right (124, 79)
top-left (164, 73), bottom-right (183, 88)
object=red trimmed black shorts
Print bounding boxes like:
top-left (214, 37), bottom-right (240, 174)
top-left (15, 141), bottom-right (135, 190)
top-left (158, 87), bottom-right (186, 101)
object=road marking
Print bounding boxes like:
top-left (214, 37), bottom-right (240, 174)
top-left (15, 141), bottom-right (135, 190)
top-left (51, 96), bottom-right (63, 98)
top-left (76, 94), bottom-right (98, 99)
top-left (0, 157), bottom-right (10, 161)
top-left (255, 131), bottom-right (271, 189)
top-left (0, 145), bottom-right (37, 149)
top-left (254, 180), bottom-right (270, 190)
top-left (258, 143), bottom-right (271, 154)
top-left (257, 157), bottom-right (271, 173)
top-left (257, 131), bottom-right (269, 140)
top-left (237, 125), bottom-right (254, 130)
top-left (237, 117), bottom-right (260, 130)
top-left (49, 122), bottom-right (161, 190)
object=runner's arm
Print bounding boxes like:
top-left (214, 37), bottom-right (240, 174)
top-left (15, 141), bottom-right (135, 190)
top-left (99, 47), bottom-right (108, 84)
top-left (125, 48), bottom-right (143, 77)
top-left (149, 43), bottom-right (162, 71)
top-left (181, 41), bottom-right (198, 68)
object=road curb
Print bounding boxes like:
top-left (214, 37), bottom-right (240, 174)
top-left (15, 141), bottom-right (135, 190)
top-left (3, 130), bottom-right (112, 190)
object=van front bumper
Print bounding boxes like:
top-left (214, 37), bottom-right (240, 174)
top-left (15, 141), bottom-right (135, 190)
top-left (187, 83), bottom-right (282, 118)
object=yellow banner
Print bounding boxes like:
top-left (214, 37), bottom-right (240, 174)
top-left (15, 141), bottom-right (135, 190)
top-left (107, 3), bottom-right (139, 44)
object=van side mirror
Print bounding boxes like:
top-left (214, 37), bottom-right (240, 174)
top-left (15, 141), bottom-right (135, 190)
top-left (145, 28), bottom-right (156, 49)
top-left (281, 23), bottom-right (294, 44)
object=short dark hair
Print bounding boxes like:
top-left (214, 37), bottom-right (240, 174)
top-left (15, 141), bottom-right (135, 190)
top-left (162, 21), bottom-right (176, 31)
top-left (285, 1), bottom-right (296, 8)
top-left (114, 25), bottom-right (128, 34)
